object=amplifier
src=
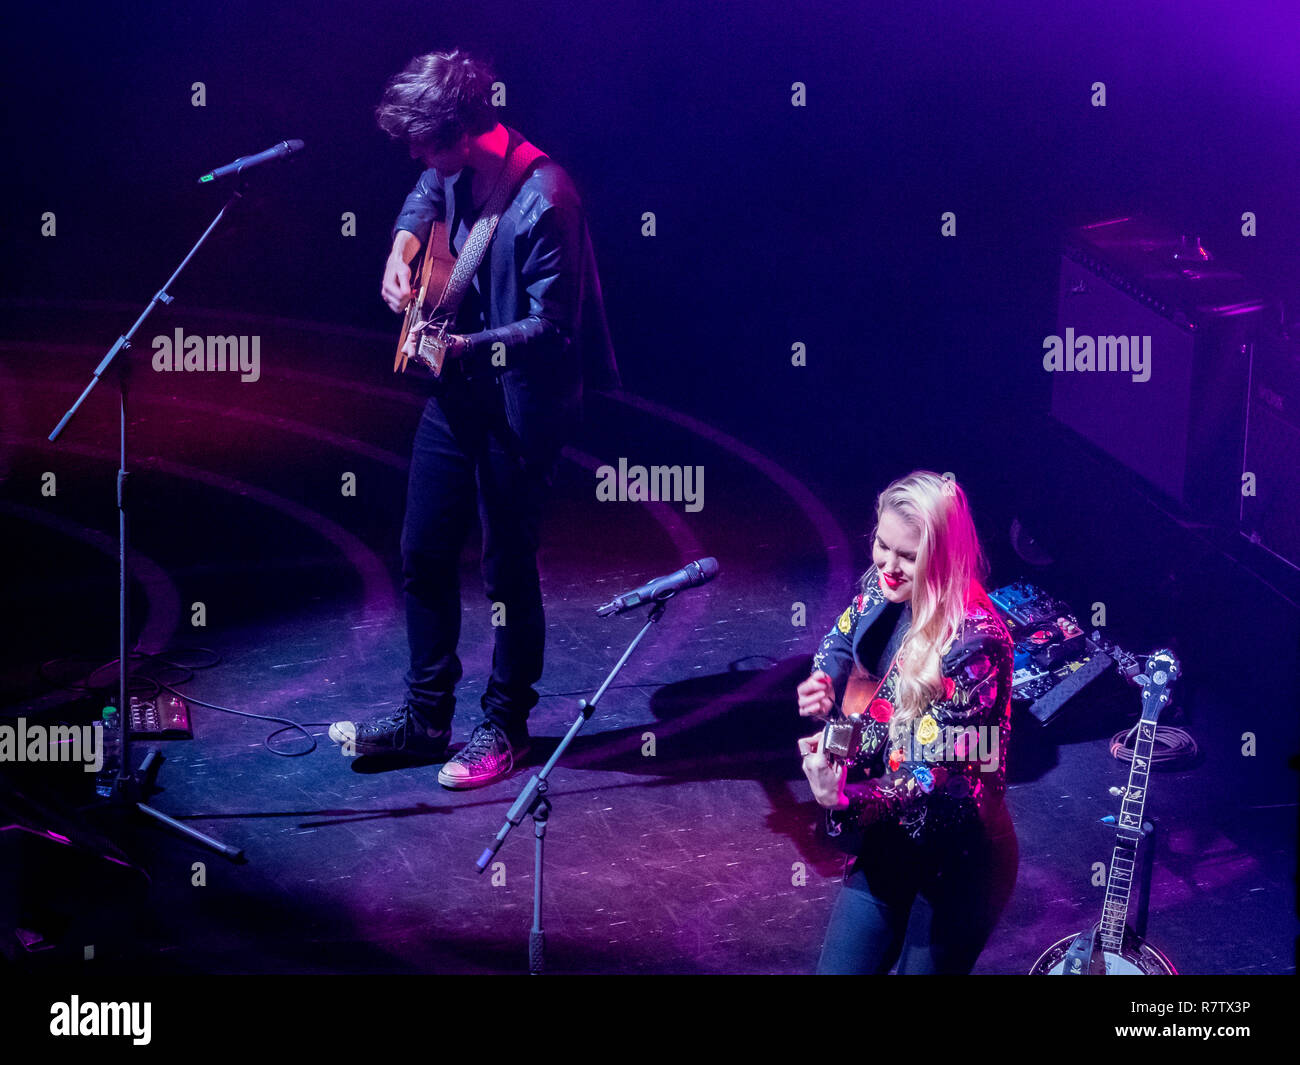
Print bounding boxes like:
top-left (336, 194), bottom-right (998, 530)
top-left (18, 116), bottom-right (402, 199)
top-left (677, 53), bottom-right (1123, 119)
top-left (1050, 216), bottom-right (1268, 523)
top-left (1241, 326), bottom-right (1300, 567)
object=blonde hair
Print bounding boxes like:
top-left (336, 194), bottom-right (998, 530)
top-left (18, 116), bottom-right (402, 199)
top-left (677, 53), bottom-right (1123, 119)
top-left (860, 471), bottom-right (991, 724)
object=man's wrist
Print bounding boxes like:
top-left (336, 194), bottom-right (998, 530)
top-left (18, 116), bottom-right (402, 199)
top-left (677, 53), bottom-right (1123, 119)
top-left (391, 230), bottom-right (422, 263)
top-left (450, 333), bottom-right (474, 359)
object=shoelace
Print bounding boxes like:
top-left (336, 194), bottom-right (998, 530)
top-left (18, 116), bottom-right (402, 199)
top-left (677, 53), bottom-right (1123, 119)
top-left (457, 725), bottom-right (513, 770)
top-left (350, 708), bottom-right (417, 751)
top-left (383, 708), bottom-right (413, 750)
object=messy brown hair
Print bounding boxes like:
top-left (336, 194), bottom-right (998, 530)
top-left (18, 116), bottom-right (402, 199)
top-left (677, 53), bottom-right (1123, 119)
top-left (375, 50), bottom-right (497, 150)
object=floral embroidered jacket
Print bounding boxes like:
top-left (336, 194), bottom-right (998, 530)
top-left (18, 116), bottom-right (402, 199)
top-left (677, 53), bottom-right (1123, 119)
top-left (811, 566), bottom-right (1014, 843)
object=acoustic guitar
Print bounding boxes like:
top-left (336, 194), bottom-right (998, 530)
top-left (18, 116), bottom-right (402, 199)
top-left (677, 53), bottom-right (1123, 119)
top-left (818, 665), bottom-right (886, 852)
top-left (820, 665), bottom-right (879, 768)
top-left (394, 217), bottom-right (458, 378)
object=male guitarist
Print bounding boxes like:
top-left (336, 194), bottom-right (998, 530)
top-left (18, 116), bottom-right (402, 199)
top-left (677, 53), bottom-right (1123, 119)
top-left (329, 50), bottom-right (618, 788)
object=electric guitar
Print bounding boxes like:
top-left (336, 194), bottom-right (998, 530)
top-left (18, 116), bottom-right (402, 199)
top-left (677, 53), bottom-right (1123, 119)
top-left (394, 217), bottom-right (458, 378)
top-left (1029, 648), bottom-right (1181, 975)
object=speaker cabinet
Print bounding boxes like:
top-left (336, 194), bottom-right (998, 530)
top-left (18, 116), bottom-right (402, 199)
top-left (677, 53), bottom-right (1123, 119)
top-left (1050, 216), bottom-right (1267, 523)
top-left (1241, 327), bottom-right (1300, 568)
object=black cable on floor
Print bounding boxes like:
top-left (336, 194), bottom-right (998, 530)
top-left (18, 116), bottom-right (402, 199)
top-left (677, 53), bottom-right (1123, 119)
top-left (35, 647), bottom-right (318, 756)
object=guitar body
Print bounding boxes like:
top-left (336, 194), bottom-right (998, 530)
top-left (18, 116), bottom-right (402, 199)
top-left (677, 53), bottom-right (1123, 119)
top-left (1030, 930), bottom-right (1177, 975)
top-left (395, 218), bottom-right (458, 377)
top-left (820, 666), bottom-right (880, 767)
top-left (819, 666), bottom-right (885, 853)
top-left (840, 665), bottom-right (879, 720)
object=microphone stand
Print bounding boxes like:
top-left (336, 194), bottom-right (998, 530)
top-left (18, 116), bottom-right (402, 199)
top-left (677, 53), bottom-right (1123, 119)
top-left (47, 186), bottom-right (250, 861)
top-left (476, 598), bottom-right (670, 974)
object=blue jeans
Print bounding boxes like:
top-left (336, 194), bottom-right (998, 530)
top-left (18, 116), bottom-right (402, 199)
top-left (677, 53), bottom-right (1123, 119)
top-left (816, 804), bottom-right (1019, 974)
top-left (400, 374), bottom-right (557, 741)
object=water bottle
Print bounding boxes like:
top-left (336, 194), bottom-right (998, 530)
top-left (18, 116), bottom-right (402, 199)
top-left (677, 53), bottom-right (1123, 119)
top-left (95, 705), bottom-right (122, 798)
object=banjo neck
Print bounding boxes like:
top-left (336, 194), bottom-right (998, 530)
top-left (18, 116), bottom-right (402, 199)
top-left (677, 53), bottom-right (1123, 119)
top-left (1098, 649), bottom-right (1179, 954)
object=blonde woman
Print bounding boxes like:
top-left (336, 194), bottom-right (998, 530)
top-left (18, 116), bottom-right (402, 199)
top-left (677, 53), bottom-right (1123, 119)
top-left (798, 471), bottom-right (1018, 974)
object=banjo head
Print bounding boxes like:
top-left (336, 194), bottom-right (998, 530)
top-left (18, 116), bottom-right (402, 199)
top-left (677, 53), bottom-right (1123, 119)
top-left (1030, 932), bottom-right (1177, 975)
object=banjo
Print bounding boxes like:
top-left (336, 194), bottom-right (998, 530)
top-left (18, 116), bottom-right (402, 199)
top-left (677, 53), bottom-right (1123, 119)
top-left (1030, 648), bottom-right (1181, 975)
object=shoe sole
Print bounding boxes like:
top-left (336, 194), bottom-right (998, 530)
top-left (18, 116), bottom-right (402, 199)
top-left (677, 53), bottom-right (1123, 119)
top-left (437, 770), bottom-right (495, 789)
top-left (437, 746), bottom-right (530, 788)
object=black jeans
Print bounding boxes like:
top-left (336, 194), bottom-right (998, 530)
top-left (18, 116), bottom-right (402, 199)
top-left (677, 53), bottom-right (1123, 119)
top-left (400, 372), bottom-right (556, 742)
top-left (816, 803), bottom-right (1019, 974)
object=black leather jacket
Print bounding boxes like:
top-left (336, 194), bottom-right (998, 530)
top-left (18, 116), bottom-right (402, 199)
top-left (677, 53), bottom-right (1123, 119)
top-left (391, 127), bottom-right (619, 461)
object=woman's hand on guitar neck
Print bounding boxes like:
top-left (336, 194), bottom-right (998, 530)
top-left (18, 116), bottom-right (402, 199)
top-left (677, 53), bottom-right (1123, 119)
top-left (797, 670), bottom-right (835, 720)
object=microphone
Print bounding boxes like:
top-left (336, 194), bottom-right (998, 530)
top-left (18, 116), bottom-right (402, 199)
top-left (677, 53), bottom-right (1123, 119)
top-left (597, 558), bottom-right (718, 616)
top-left (198, 139), bottom-right (305, 183)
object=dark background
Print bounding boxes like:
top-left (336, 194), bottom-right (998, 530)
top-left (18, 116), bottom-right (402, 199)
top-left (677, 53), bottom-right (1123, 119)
top-left (6, 0), bottom-right (1300, 436)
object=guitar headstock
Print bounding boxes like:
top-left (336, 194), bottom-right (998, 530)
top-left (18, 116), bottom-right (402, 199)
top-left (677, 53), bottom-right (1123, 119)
top-left (1135, 648), bottom-right (1180, 723)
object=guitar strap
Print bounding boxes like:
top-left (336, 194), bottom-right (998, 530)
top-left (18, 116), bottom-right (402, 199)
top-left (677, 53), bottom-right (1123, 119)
top-left (436, 135), bottom-right (546, 324)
